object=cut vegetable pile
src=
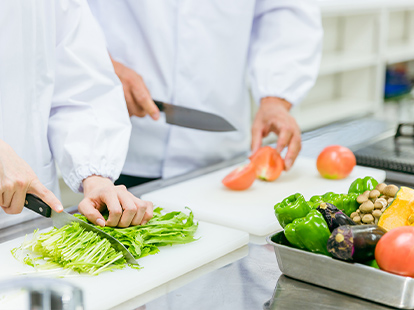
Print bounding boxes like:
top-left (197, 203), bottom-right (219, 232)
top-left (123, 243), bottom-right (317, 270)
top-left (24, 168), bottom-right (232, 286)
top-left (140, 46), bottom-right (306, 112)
top-left (12, 207), bottom-right (198, 276)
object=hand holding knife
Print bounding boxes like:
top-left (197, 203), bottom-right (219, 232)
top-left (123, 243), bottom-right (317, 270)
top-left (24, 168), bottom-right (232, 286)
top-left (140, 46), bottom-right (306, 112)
top-left (110, 60), bottom-right (235, 132)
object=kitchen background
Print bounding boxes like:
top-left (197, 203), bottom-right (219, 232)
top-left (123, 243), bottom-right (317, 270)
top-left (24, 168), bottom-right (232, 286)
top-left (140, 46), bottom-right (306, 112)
top-left (2, 1), bottom-right (414, 309)
top-left (59, 0), bottom-right (414, 206)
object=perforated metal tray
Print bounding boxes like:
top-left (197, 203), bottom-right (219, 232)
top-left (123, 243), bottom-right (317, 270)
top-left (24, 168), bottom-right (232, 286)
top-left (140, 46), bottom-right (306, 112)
top-left (267, 231), bottom-right (414, 309)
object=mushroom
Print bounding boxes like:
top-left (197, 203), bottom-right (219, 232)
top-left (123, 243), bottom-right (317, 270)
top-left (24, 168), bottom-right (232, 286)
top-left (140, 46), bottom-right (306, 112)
top-left (353, 215), bottom-right (361, 224)
top-left (383, 185), bottom-right (399, 198)
top-left (357, 194), bottom-right (369, 204)
top-left (372, 209), bottom-right (382, 225)
top-left (369, 189), bottom-right (380, 199)
top-left (360, 200), bottom-right (374, 213)
top-left (372, 210), bottom-right (382, 218)
top-left (362, 214), bottom-right (374, 224)
top-left (374, 198), bottom-right (387, 209)
top-left (375, 183), bottom-right (387, 194)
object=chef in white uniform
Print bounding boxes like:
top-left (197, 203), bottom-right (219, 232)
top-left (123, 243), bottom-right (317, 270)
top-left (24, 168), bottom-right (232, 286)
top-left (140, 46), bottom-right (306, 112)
top-left (88, 0), bottom-right (323, 187)
top-left (0, 0), bottom-right (153, 228)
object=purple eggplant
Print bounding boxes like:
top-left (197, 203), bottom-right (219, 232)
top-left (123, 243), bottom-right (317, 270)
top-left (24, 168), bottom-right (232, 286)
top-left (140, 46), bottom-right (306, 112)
top-left (327, 225), bottom-right (386, 262)
top-left (316, 202), bottom-right (356, 232)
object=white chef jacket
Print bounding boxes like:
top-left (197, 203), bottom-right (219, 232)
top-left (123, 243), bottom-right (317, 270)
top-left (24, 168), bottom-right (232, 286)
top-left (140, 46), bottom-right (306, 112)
top-left (0, 0), bottom-right (131, 228)
top-left (88, 0), bottom-right (322, 179)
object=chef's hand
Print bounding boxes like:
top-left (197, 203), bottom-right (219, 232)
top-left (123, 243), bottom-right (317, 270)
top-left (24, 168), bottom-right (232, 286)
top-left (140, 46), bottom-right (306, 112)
top-left (79, 175), bottom-right (153, 228)
top-left (251, 97), bottom-right (301, 171)
top-left (111, 58), bottom-right (160, 120)
top-left (0, 140), bottom-right (63, 214)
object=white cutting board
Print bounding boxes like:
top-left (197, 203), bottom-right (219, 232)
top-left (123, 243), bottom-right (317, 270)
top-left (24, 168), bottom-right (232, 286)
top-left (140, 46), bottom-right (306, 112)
top-left (0, 221), bottom-right (248, 310)
top-left (142, 156), bottom-right (386, 243)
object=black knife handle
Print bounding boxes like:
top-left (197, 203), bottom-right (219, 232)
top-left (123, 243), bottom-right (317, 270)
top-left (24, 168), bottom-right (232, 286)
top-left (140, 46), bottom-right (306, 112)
top-left (153, 100), bottom-right (165, 111)
top-left (24, 194), bottom-right (52, 218)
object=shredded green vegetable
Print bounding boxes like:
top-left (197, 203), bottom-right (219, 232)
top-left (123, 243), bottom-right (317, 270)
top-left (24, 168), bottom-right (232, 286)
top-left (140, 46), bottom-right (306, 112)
top-left (12, 207), bottom-right (198, 276)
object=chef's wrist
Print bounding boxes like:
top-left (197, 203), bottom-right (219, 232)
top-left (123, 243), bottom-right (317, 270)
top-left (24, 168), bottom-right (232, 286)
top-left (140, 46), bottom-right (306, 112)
top-left (82, 175), bottom-right (113, 194)
top-left (260, 97), bottom-right (292, 111)
top-left (109, 57), bottom-right (125, 76)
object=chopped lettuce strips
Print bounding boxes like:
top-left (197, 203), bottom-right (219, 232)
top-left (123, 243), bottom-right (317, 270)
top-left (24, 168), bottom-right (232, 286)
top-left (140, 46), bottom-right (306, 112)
top-left (12, 207), bottom-right (198, 276)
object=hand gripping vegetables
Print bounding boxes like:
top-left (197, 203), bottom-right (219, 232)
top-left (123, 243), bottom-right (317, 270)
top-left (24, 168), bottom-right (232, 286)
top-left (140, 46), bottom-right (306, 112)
top-left (12, 207), bottom-right (198, 276)
top-left (348, 176), bottom-right (378, 194)
top-left (274, 193), bottom-right (311, 228)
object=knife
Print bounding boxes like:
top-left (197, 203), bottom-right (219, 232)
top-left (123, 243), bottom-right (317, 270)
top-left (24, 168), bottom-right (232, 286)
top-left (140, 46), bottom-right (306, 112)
top-left (24, 194), bottom-right (138, 265)
top-left (154, 100), bottom-right (236, 132)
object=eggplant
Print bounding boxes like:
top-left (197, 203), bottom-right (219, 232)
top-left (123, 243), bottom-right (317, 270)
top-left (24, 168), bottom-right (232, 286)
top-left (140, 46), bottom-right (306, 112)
top-left (327, 225), bottom-right (386, 262)
top-left (316, 202), bottom-right (356, 232)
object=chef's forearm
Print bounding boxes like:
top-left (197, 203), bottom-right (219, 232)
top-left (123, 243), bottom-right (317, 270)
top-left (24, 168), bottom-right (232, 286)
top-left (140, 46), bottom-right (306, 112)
top-left (49, 0), bottom-right (131, 193)
top-left (260, 97), bottom-right (292, 111)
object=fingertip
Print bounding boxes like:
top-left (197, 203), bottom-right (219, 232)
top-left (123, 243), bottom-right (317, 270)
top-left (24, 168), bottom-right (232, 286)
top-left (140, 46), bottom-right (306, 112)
top-left (275, 141), bottom-right (285, 152)
top-left (54, 204), bottom-right (64, 213)
top-left (284, 158), bottom-right (293, 171)
top-left (151, 111), bottom-right (160, 120)
top-left (251, 139), bottom-right (261, 154)
top-left (96, 218), bottom-right (106, 227)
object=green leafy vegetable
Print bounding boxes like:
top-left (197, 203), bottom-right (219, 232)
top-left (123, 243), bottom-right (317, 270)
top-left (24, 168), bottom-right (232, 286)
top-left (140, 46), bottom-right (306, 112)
top-left (12, 207), bottom-right (198, 276)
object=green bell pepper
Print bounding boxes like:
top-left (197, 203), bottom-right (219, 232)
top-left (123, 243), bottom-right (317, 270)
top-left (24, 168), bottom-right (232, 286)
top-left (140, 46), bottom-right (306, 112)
top-left (274, 193), bottom-right (311, 228)
top-left (307, 192), bottom-right (359, 216)
top-left (307, 195), bottom-right (324, 209)
top-left (295, 209), bottom-right (331, 256)
top-left (322, 192), bottom-right (359, 216)
top-left (284, 218), bottom-right (306, 249)
top-left (348, 176), bottom-right (378, 194)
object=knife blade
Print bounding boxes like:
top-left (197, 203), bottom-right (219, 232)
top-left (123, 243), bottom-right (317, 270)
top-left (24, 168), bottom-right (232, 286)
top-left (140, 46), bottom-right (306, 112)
top-left (24, 194), bottom-right (138, 265)
top-left (154, 100), bottom-right (236, 132)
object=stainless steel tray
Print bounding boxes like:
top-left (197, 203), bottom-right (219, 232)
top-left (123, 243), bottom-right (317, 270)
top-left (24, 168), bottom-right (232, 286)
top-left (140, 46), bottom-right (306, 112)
top-left (267, 230), bottom-right (414, 309)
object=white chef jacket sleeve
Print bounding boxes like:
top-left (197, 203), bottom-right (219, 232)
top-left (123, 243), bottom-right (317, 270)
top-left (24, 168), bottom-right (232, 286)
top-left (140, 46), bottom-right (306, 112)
top-left (49, 0), bottom-right (131, 193)
top-left (248, 0), bottom-right (323, 106)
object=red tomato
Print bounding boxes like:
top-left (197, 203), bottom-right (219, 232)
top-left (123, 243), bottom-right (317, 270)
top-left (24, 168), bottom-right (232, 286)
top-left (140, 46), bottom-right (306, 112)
top-left (316, 145), bottom-right (356, 179)
top-left (249, 146), bottom-right (284, 181)
top-left (375, 226), bottom-right (414, 277)
top-left (222, 162), bottom-right (257, 190)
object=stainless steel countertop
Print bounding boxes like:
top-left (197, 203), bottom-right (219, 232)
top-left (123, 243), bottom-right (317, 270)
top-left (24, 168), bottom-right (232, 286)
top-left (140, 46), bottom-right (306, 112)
top-left (0, 116), bottom-right (403, 310)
